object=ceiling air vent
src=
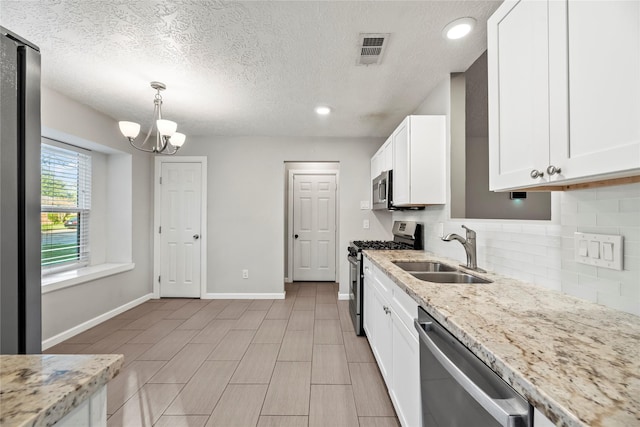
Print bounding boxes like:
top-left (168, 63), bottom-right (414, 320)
top-left (357, 33), bottom-right (390, 66)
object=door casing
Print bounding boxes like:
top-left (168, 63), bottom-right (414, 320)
top-left (153, 156), bottom-right (208, 298)
top-left (286, 169), bottom-right (340, 282)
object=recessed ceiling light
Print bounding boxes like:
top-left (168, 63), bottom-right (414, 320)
top-left (315, 106), bottom-right (331, 115)
top-left (443, 17), bottom-right (476, 40)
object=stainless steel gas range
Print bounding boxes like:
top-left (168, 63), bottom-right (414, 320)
top-left (347, 221), bottom-right (422, 336)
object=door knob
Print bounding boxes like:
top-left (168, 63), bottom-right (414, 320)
top-left (294, 234), bottom-right (299, 239)
top-left (193, 234), bottom-right (200, 240)
top-left (546, 165), bottom-right (562, 176)
top-left (530, 169), bottom-right (544, 179)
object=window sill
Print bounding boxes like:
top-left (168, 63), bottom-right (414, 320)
top-left (42, 263), bottom-right (135, 294)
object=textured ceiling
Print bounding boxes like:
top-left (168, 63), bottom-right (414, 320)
top-left (0, 1), bottom-right (501, 138)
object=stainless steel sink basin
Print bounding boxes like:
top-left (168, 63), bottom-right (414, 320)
top-left (392, 261), bottom-right (457, 272)
top-left (410, 272), bottom-right (492, 284)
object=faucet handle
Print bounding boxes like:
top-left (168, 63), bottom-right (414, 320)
top-left (461, 225), bottom-right (476, 239)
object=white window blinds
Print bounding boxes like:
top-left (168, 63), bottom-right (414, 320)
top-left (41, 142), bottom-right (91, 269)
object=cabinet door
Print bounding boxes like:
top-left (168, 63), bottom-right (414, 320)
top-left (488, 0), bottom-right (551, 190)
top-left (371, 152), bottom-right (381, 181)
top-left (383, 138), bottom-right (393, 172)
top-left (549, 0), bottom-right (640, 180)
top-left (363, 263), bottom-right (374, 336)
top-left (391, 310), bottom-right (421, 427)
top-left (392, 118), bottom-right (410, 205)
top-left (371, 282), bottom-right (393, 383)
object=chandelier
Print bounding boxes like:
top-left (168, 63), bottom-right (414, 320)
top-left (118, 81), bottom-right (186, 155)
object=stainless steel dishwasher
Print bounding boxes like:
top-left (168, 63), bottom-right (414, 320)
top-left (415, 307), bottom-right (532, 427)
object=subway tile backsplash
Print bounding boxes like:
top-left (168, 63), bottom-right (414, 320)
top-left (394, 182), bottom-right (640, 316)
top-left (561, 182), bottom-right (640, 316)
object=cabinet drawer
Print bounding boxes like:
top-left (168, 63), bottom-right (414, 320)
top-left (391, 285), bottom-right (418, 337)
top-left (373, 266), bottom-right (393, 299)
top-left (363, 256), bottom-right (374, 279)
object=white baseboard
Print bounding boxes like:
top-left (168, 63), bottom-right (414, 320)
top-left (202, 292), bottom-right (286, 300)
top-left (338, 293), bottom-right (350, 301)
top-left (42, 293), bottom-right (154, 350)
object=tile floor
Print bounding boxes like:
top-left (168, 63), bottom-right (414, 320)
top-left (45, 282), bottom-right (400, 427)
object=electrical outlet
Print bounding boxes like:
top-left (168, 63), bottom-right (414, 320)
top-left (242, 269), bottom-right (249, 279)
top-left (363, 219), bottom-right (370, 229)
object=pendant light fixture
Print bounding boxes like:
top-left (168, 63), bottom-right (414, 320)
top-left (119, 81), bottom-right (186, 155)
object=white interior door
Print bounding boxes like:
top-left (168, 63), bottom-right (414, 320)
top-left (160, 162), bottom-right (202, 297)
top-left (293, 174), bottom-right (336, 281)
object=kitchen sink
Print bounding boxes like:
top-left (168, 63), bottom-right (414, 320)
top-left (392, 261), bottom-right (457, 272)
top-left (410, 271), bottom-right (492, 284)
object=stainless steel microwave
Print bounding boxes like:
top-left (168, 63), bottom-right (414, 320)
top-left (372, 170), bottom-right (393, 210)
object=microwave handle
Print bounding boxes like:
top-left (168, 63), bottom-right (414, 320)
top-left (379, 180), bottom-right (386, 201)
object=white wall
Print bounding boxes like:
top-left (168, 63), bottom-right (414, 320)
top-left (178, 136), bottom-right (384, 297)
top-left (40, 87), bottom-right (154, 340)
top-left (395, 78), bottom-right (640, 316)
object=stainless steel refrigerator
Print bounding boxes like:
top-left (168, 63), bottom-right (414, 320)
top-left (1, 26), bottom-right (42, 354)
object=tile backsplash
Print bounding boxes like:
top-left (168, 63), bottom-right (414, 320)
top-left (560, 182), bottom-right (640, 316)
top-left (394, 182), bottom-right (640, 316)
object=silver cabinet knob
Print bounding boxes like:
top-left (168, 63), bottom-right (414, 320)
top-left (530, 169), bottom-right (544, 179)
top-left (193, 234), bottom-right (200, 240)
top-left (546, 165), bottom-right (562, 176)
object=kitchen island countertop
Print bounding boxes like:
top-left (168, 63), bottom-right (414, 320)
top-left (0, 354), bottom-right (123, 427)
top-left (363, 250), bottom-right (640, 427)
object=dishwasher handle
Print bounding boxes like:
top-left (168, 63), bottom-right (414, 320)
top-left (414, 318), bottom-right (529, 427)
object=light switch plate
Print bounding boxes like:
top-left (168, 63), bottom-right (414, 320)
top-left (360, 200), bottom-right (370, 210)
top-left (574, 232), bottom-right (623, 270)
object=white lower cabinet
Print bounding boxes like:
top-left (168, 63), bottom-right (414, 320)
top-left (364, 258), bottom-right (421, 427)
top-left (391, 309), bottom-right (421, 427)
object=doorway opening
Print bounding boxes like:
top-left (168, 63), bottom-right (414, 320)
top-left (285, 162), bottom-right (340, 285)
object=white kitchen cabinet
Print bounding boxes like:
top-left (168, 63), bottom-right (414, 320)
top-left (488, 0), bottom-right (640, 191)
top-left (392, 115), bottom-right (446, 206)
top-left (363, 257), bottom-right (374, 338)
top-left (363, 258), bottom-right (420, 427)
top-left (487, 0), bottom-right (550, 190)
top-left (391, 309), bottom-right (420, 427)
top-left (370, 278), bottom-right (393, 381)
top-left (371, 136), bottom-right (393, 181)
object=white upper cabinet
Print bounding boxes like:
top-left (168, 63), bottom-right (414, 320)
top-left (549, 0), bottom-right (640, 181)
top-left (371, 136), bottom-right (393, 181)
top-left (488, 0), bottom-right (551, 189)
top-left (392, 115), bottom-right (446, 206)
top-left (489, 0), bottom-right (640, 191)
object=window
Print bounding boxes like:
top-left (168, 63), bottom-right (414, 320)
top-left (41, 141), bottom-right (91, 271)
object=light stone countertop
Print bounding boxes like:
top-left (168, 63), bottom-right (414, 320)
top-left (363, 250), bottom-right (640, 427)
top-left (0, 354), bottom-right (123, 427)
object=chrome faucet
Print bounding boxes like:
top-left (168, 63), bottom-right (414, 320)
top-left (442, 225), bottom-right (483, 271)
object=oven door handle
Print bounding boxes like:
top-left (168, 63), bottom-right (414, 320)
top-left (348, 256), bottom-right (358, 267)
top-left (414, 319), bottom-right (529, 427)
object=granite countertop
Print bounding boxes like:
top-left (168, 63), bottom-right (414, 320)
top-left (0, 354), bottom-right (123, 427)
top-left (363, 250), bottom-right (640, 427)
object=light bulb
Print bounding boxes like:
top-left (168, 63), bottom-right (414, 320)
top-left (315, 106), bottom-right (331, 115)
top-left (157, 119), bottom-right (177, 137)
top-left (119, 121), bottom-right (141, 139)
top-left (170, 132), bottom-right (186, 147)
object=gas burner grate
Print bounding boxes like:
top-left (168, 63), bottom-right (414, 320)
top-left (352, 240), bottom-right (414, 250)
